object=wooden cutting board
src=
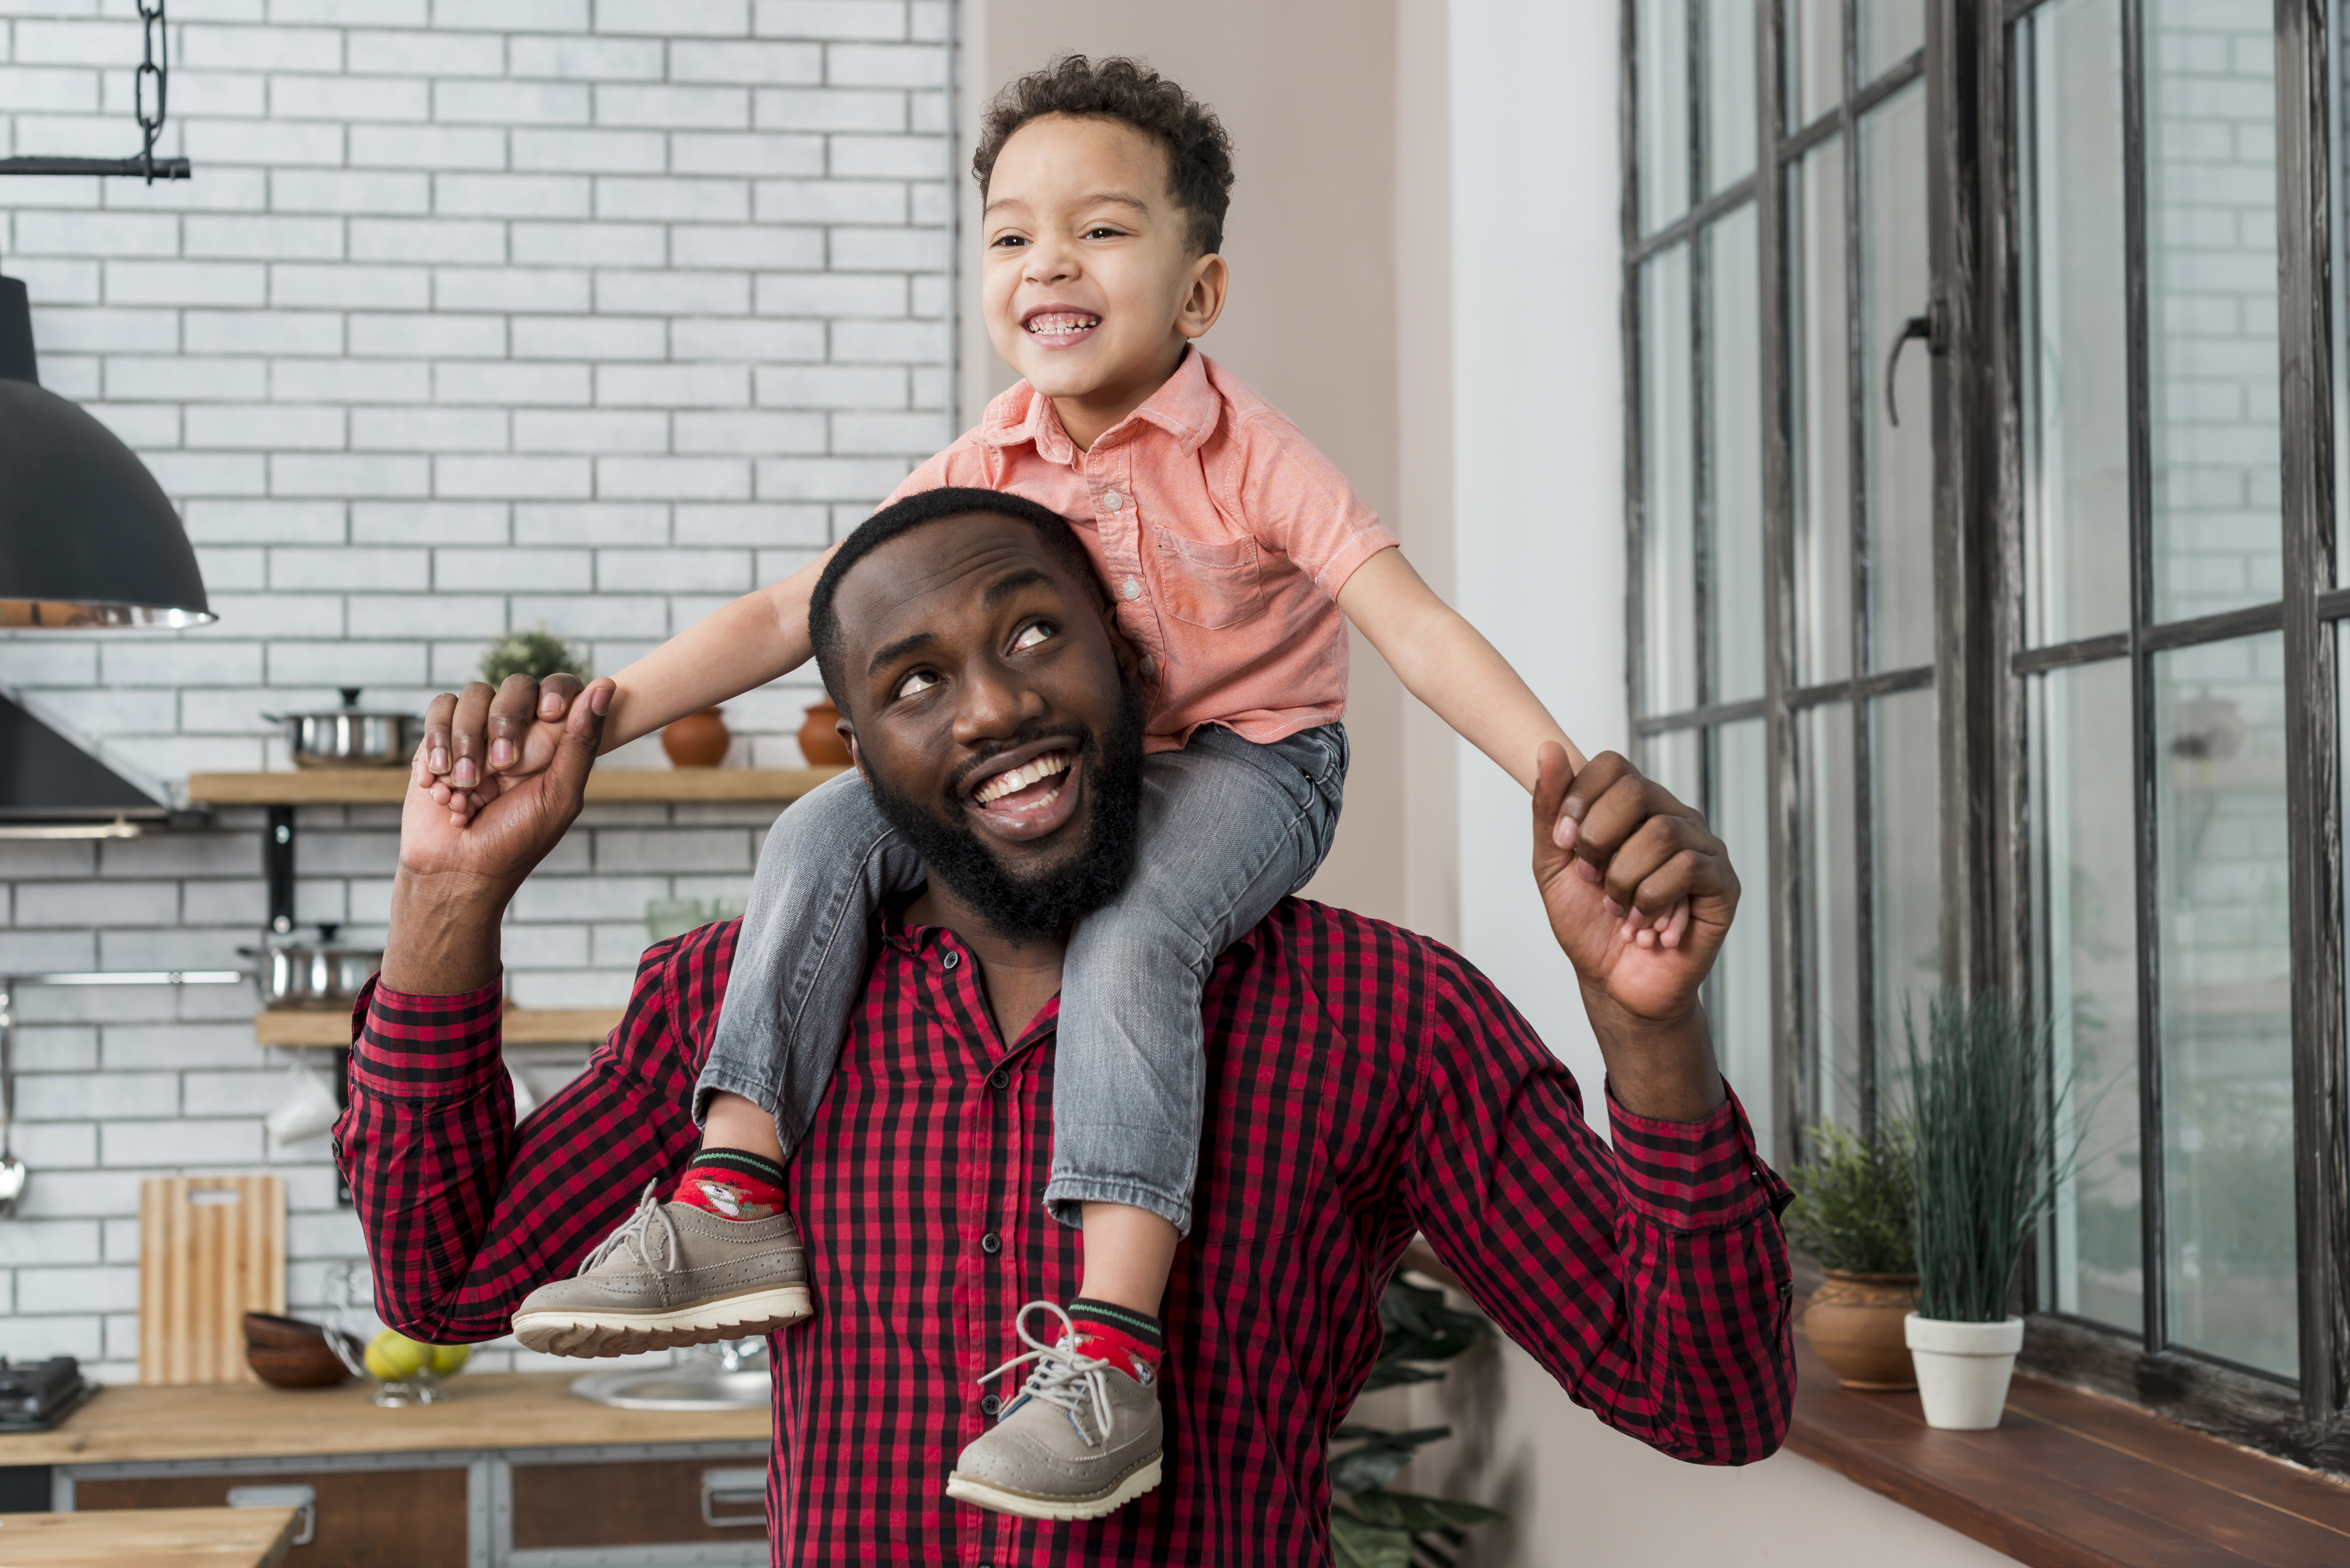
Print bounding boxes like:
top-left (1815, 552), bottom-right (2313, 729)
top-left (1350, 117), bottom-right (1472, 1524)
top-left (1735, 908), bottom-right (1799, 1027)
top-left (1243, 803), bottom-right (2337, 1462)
top-left (138, 1175), bottom-right (286, 1386)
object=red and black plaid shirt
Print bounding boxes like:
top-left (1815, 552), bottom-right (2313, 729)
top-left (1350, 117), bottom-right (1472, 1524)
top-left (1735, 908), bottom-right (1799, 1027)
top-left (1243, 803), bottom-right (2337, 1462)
top-left (340, 898), bottom-right (1793, 1566)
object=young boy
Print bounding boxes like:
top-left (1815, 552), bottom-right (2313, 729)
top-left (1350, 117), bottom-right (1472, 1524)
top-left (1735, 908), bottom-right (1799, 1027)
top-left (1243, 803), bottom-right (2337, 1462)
top-left (441, 55), bottom-right (1670, 1522)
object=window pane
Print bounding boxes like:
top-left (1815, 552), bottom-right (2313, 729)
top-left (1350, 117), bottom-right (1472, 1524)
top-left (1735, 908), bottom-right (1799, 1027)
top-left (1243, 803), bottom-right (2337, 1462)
top-left (1873, 686), bottom-right (1941, 1048)
top-left (1713, 718), bottom-right (1775, 1156)
top-left (1709, 204), bottom-right (1765, 705)
top-left (1792, 137), bottom-right (1853, 686)
top-left (2155, 632), bottom-right (2295, 1377)
top-left (1785, 0), bottom-right (1842, 131)
top-left (1802, 701), bottom-right (1863, 1129)
top-left (1705, 0), bottom-right (1757, 193)
top-left (1860, 81), bottom-right (1935, 672)
top-left (1858, 0), bottom-right (1924, 83)
top-left (2018, 0), bottom-right (2133, 647)
top-left (2146, 0), bottom-right (2281, 624)
top-left (1642, 244), bottom-right (1698, 714)
top-left (1638, 0), bottom-right (1691, 233)
top-left (1646, 726), bottom-right (1704, 811)
top-left (2030, 658), bottom-right (2144, 1337)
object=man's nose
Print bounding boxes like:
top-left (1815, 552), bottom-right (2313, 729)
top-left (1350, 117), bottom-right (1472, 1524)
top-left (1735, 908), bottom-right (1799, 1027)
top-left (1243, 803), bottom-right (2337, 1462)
top-left (952, 658), bottom-right (1044, 743)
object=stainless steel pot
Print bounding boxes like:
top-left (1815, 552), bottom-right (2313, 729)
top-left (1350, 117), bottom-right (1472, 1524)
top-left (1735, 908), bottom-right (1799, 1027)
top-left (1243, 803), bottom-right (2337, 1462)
top-left (262, 688), bottom-right (419, 769)
top-left (241, 925), bottom-right (384, 1010)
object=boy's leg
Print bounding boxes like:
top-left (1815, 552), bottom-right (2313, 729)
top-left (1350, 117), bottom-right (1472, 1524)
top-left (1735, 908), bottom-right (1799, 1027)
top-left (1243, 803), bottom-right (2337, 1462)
top-left (946, 724), bottom-right (1346, 1522)
top-left (512, 772), bottom-right (924, 1357)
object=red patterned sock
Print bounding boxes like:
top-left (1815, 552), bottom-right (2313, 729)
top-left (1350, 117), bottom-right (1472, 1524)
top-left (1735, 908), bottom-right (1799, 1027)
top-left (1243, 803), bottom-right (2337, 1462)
top-left (670, 1148), bottom-right (788, 1222)
top-left (1067, 1299), bottom-right (1163, 1384)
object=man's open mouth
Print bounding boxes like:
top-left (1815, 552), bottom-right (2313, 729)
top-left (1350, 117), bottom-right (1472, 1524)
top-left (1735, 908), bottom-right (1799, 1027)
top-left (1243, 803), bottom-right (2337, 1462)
top-left (1023, 310), bottom-right (1101, 339)
top-left (963, 744), bottom-right (1083, 841)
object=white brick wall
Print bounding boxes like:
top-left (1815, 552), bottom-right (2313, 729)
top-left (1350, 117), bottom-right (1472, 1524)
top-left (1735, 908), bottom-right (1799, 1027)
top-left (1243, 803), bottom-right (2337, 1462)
top-left (0, 0), bottom-right (953, 1377)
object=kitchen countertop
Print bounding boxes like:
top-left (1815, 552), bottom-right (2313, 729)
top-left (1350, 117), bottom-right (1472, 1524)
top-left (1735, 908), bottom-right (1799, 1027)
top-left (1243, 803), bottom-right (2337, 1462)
top-left (0, 1506), bottom-right (300, 1566)
top-left (0, 1373), bottom-right (768, 1466)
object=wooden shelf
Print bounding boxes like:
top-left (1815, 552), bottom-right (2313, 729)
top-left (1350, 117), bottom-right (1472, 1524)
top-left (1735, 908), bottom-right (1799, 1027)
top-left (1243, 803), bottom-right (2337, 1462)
top-left (187, 766), bottom-right (845, 806)
top-left (255, 1007), bottom-right (623, 1048)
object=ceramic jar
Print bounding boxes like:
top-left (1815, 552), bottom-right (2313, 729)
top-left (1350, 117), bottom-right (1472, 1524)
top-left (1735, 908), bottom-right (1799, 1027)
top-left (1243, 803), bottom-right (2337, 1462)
top-left (1803, 1271), bottom-right (1919, 1390)
top-left (798, 699), bottom-right (851, 766)
top-left (662, 707), bottom-right (731, 768)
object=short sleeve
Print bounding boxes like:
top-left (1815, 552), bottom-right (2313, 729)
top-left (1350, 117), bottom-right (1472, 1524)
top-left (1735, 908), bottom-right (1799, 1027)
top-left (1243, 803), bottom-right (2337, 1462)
top-left (1229, 409), bottom-right (1400, 597)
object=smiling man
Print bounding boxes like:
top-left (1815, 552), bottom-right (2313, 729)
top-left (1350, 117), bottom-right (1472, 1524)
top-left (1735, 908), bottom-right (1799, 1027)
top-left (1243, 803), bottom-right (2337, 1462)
top-left (339, 492), bottom-right (1794, 1566)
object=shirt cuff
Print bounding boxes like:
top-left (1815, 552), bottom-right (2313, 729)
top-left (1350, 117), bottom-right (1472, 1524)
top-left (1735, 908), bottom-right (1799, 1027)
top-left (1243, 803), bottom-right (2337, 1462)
top-left (349, 973), bottom-right (506, 1101)
top-left (1314, 524), bottom-right (1403, 597)
top-left (1606, 1081), bottom-right (1793, 1232)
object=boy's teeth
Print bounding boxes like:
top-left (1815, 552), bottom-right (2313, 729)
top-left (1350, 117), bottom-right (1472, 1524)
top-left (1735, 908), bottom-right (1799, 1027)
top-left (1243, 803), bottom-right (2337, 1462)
top-left (1027, 313), bottom-right (1100, 335)
top-left (974, 751), bottom-right (1070, 804)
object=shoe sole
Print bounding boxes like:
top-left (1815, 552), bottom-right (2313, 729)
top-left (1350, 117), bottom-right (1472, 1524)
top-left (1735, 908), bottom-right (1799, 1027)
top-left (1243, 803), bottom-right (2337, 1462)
top-left (943, 1453), bottom-right (1162, 1522)
top-left (511, 1283), bottom-right (815, 1358)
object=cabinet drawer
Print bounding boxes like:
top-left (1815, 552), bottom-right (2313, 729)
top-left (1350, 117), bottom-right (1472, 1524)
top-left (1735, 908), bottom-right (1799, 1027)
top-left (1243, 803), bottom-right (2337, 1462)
top-left (510, 1458), bottom-right (769, 1549)
top-left (75, 1466), bottom-right (468, 1568)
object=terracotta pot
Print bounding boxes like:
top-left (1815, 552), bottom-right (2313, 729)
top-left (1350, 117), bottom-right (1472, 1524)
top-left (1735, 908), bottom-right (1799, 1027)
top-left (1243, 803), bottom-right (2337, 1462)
top-left (662, 707), bottom-right (731, 768)
top-left (798, 700), bottom-right (851, 766)
top-left (1804, 1270), bottom-right (1919, 1390)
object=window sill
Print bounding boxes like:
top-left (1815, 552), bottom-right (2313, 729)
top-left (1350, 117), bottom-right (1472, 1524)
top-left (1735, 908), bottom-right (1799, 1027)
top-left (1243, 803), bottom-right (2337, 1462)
top-left (1786, 1328), bottom-right (2350, 1565)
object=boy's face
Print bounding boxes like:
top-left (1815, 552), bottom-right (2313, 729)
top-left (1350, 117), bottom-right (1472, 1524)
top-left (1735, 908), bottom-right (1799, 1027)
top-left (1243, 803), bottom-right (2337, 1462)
top-left (981, 114), bottom-right (1226, 436)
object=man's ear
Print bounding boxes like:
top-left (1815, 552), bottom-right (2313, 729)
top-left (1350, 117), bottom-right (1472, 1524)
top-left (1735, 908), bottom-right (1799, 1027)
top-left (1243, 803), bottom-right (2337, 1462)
top-left (1100, 599), bottom-right (1142, 682)
top-left (841, 718), bottom-right (869, 783)
top-left (1176, 250), bottom-right (1228, 340)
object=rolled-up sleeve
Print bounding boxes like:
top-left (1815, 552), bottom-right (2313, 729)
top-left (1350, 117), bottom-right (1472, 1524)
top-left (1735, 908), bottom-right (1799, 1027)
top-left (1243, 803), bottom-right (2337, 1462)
top-left (1401, 950), bottom-right (1794, 1465)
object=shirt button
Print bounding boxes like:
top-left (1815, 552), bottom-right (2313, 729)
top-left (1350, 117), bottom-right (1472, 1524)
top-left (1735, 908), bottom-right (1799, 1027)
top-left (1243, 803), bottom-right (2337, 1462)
top-left (1104, 490), bottom-right (1123, 510)
top-left (941, 950), bottom-right (959, 971)
top-left (1122, 577), bottom-right (1141, 601)
top-left (1138, 654), bottom-right (1156, 678)
top-left (989, 1068), bottom-right (1010, 1089)
top-left (980, 1395), bottom-right (1001, 1417)
top-left (980, 1232), bottom-right (1002, 1255)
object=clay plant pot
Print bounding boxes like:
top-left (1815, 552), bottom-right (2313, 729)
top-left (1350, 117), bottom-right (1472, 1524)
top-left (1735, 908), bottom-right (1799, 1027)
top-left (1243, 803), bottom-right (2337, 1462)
top-left (662, 707), bottom-right (731, 768)
top-left (798, 700), bottom-right (851, 766)
top-left (1804, 1270), bottom-right (1919, 1390)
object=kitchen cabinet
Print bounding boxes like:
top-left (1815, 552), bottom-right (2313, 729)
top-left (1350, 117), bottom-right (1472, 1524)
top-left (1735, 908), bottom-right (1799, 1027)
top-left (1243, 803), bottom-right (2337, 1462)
top-left (75, 1469), bottom-right (465, 1568)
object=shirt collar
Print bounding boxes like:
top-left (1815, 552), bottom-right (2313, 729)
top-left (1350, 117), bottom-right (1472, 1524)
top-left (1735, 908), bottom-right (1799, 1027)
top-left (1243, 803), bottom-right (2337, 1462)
top-left (981, 346), bottom-right (1220, 463)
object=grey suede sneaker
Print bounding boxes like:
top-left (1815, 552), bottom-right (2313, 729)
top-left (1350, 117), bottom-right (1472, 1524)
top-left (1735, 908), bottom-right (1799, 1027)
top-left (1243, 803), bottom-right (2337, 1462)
top-left (510, 1182), bottom-right (814, 1357)
top-left (944, 1302), bottom-right (1164, 1521)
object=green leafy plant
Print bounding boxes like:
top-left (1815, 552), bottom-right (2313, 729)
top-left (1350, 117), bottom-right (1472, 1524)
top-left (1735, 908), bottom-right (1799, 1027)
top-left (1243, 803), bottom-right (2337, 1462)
top-left (1784, 1121), bottom-right (1915, 1275)
top-left (1899, 989), bottom-right (2084, 1323)
top-left (1329, 1276), bottom-right (1507, 1568)
top-left (480, 624), bottom-right (590, 687)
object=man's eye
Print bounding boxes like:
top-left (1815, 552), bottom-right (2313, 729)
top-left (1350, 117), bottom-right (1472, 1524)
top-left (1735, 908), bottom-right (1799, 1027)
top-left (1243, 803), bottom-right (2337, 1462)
top-left (1012, 622), bottom-right (1054, 652)
top-left (894, 669), bottom-right (940, 699)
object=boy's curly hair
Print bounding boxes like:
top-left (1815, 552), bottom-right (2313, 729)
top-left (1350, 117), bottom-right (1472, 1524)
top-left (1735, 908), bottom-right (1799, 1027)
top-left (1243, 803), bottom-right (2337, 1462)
top-left (972, 55), bottom-right (1236, 258)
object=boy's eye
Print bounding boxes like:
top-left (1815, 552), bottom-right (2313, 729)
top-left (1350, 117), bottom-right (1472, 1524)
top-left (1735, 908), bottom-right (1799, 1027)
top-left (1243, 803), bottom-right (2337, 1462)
top-left (991, 233), bottom-right (1027, 248)
top-left (1012, 622), bottom-right (1054, 652)
top-left (893, 669), bottom-right (940, 699)
top-left (1084, 227), bottom-right (1122, 240)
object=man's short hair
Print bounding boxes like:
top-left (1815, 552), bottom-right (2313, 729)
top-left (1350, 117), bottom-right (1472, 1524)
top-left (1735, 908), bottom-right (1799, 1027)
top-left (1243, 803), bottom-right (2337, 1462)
top-left (972, 55), bottom-right (1236, 259)
top-left (811, 486), bottom-right (1106, 709)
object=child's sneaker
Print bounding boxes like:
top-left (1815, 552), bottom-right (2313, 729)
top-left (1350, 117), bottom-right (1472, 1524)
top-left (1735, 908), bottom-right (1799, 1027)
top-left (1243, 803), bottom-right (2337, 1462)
top-left (511, 1180), bottom-right (813, 1356)
top-left (945, 1301), bottom-right (1164, 1520)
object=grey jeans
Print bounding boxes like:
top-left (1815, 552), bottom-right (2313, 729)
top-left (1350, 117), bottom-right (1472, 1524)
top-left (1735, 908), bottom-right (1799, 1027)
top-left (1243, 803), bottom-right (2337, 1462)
top-left (695, 721), bottom-right (1348, 1235)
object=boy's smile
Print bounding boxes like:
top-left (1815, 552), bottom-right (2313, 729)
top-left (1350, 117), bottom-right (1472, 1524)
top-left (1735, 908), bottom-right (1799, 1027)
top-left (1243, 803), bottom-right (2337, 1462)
top-left (982, 113), bottom-right (1227, 450)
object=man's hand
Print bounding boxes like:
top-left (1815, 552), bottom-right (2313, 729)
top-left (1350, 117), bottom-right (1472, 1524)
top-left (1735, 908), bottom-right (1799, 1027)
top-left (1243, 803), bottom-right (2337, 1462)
top-left (1535, 745), bottom-right (1736, 1121)
top-left (420, 674), bottom-right (583, 825)
top-left (384, 678), bottom-right (612, 995)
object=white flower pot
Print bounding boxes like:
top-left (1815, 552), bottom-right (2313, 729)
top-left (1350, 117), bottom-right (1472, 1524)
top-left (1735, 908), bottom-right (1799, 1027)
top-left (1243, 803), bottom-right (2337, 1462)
top-left (1903, 1313), bottom-right (2025, 1430)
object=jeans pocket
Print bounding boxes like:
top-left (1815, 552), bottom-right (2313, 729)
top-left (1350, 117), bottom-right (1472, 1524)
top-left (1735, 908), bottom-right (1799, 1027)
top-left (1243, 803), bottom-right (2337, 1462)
top-left (1153, 527), bottom-right (1264, 629)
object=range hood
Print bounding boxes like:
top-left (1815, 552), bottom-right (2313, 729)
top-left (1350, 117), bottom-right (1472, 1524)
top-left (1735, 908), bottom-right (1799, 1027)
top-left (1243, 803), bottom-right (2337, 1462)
top-left (0, 692), bottom-right (188, 828)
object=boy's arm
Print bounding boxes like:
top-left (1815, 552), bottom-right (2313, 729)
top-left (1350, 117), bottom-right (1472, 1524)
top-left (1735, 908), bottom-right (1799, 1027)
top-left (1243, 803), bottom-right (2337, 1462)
top-left (1335, 546), bottom-right (1589, 790)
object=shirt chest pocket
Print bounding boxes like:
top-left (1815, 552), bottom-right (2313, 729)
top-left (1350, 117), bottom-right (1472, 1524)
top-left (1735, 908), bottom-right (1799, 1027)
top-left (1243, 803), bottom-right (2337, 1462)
top-left (1152, 527), bottom-right (1264, 630)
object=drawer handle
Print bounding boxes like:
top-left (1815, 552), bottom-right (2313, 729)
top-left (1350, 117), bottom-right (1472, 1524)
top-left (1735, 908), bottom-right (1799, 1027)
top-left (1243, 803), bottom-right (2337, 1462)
top-left (227, 1483), bottom-right (316, 1547)
top-left (701, 1466), bottom-right (766, 1529)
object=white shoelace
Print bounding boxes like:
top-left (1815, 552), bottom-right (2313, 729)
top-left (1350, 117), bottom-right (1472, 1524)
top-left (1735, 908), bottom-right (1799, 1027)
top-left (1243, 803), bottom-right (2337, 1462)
top-left (975, 1301), bottom-right (1116, 1445)
top-left (577, 1181), bottom-right (679, 1276)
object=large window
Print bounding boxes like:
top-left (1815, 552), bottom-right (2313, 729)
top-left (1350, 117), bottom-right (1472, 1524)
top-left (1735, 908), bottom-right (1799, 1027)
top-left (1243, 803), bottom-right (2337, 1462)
top-left (1628, 0), bottom-right (2350, 1463)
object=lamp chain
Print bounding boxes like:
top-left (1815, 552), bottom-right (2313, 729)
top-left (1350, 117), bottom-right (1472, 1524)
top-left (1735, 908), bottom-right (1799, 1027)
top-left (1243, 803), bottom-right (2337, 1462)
top-left (134, 0), bottom-right (169, 183)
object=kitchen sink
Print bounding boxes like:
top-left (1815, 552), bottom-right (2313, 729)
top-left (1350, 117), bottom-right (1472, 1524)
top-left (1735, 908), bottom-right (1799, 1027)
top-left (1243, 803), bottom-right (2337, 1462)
top-left (570, 1364), bottom-right (771, 1412)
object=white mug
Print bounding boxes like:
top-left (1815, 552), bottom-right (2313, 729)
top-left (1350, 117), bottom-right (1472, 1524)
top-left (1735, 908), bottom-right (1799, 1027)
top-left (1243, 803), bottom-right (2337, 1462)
top-left (266, 1061), bottom-right (341, 1146)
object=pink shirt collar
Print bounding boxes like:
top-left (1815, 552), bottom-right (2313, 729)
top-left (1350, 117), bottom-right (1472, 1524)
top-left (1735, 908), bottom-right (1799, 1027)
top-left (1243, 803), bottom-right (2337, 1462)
top-left (982, 346), bottom-right (1220, 463)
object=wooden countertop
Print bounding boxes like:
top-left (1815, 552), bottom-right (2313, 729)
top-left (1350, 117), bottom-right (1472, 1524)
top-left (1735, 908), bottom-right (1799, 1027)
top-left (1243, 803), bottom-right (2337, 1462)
top-left (0, 1507), bottom-right (299, 1566)
top-left (186, 767), bottom-right (843, 806)
top-left (253, 1007), bottom-right (623, 1048)
top-left (0, 1374), bottom-right (766, 1466)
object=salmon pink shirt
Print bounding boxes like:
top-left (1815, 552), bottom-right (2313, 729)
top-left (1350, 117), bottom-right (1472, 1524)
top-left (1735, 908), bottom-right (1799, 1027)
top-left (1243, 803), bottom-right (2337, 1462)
top-left (884, 348), bottom-right (1398, 752)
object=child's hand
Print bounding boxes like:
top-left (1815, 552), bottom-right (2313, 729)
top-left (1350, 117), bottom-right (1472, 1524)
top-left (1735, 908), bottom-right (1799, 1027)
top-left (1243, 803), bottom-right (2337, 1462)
top-left (1550, 759), bottom-right (1690, 950)
top-left (422, 674), bottom-right (587, 827)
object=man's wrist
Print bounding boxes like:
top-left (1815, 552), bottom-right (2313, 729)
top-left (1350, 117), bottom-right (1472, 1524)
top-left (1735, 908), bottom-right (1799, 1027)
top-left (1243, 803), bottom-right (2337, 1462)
top-left (381, 867), bottom-right (511, 995)
top-left (1578, 984), bottom-right (1727, 1123)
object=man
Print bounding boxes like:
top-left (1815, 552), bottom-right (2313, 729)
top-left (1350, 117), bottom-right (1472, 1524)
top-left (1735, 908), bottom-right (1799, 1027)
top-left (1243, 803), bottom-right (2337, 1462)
top-left (339, 493), bottom-right (1793, 1566)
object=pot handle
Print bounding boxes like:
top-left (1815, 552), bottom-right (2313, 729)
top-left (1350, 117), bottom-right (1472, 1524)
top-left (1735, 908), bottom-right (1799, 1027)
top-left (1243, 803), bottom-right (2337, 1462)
top-left (258, 712), bottom-right (288, 723)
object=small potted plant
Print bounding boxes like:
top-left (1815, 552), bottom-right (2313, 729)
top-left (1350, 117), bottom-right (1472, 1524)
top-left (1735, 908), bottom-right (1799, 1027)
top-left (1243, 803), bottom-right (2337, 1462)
top-left (1785, 1121), bottom-right (1917, 1390)
top-left (480, 624), bottom-right (591, 688)
top-left (1899, 990), bottom-right (2079, 1430)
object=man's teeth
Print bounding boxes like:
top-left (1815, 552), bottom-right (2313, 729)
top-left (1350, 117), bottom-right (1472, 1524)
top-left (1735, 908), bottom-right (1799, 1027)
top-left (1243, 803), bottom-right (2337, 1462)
top-left (1026, 313), bottom-right (1101, 336)
top-left (974, 752), bottom-right (1071, 804)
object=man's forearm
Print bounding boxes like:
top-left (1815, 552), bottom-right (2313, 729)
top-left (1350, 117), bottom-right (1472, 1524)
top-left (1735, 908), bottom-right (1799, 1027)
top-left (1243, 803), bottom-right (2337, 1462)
top-left (1583, 990), bottom-right (1727, 1123)
top-left (381, 871), bottom-right (511, 996)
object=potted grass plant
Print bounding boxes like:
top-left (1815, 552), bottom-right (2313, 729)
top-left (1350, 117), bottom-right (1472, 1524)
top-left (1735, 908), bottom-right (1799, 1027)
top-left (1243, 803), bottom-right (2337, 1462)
top-left (1898, 989), bottom-right (2078, 1430)
top-left (1785, 1121), bottom-right (1917, 1390)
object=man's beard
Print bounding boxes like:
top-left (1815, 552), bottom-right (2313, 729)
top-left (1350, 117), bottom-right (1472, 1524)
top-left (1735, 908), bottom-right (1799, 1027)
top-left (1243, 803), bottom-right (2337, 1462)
top-left (865, 678), bottom-right (1146, 945)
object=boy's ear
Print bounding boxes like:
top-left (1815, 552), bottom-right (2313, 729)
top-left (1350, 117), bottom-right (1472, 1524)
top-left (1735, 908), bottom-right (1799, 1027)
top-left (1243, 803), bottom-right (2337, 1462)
top-left (1176, 250), bottom-right (1228, 341)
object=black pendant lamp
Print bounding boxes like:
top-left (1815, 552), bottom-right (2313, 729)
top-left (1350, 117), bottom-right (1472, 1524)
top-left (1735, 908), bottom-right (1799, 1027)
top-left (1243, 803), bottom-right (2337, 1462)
top-left (0, 273), bottom-right (212, 629)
